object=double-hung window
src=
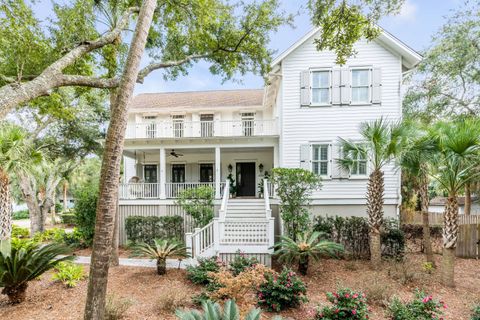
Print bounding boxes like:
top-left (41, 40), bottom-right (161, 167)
top-left (311, 70), bottom-right (331, 105)
top-left (351, 68), bottom-right (371, 104)
top-left (312, 144), bottom-right (329, 176)
top-left (349, 150), bottom-right (368, 176)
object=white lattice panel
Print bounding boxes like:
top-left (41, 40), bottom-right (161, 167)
top-left (220, 221), bottom-right (269, 245)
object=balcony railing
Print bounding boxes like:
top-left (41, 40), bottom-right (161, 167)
top-left (119, 182), bottom-right (228, 199)
top-left (125, 119), bottom-right (278, 139)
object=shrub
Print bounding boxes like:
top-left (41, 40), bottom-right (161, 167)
top-left (471, 304), bottom-right (480, 320)
top-left (315, 288), bottom-right (369, 320)
top-left (363, 276), bottom-right (392, 307)
top-left (32, 228), bottom-right (66, 243)
top-left (125, 215), bottom-right (184, 245)
top-left (387, 290), bottom-right (446, 320)
top-left (60, 213), bottom-right (76, 225)
top-left (274, 231), bottom-right (343, 275)
top-left (10, 238), bottom-right (38, 250)
top-left (52, 261), bottom-right (85, 288)
top-left (131, 239), bottom-right (189, 275)
top-left (257, 267), bottom-right (308, 312)
top-left (271, 168), bottom-right (322, 239)
top-left (315, 288), bottom-right (368, 320)
top-left (176, 299), bottom-right (263, 320)
top-left (186, 256), bottom-right (223, 285)
top-left (12, 210), bottom-right (29, 220)
top-left (229, 252), bottom-right (259, 276)
top-left (176, 186), bottom-right (214, 228)
top-left (12, 225), bottom-right (29, 238)
top-left (62, 227), bottom-right (88, 248)
top-left (156, 281), bottom-right (191, 313)
top-left (313, 215), bottom-right (405, 259)
top-left (73, 182), bottom-right (98, 246)
top-left (0, 243), bottom-right (72, 303)
top-left (105, 294), bottom-right (133, 320)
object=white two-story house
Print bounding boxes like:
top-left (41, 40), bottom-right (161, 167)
top-left (118, 27), bottom-right (421, 262)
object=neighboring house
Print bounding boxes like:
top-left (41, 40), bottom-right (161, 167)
top-left (119, 27), bottom-right (421, 263)
top-left (429, 196), bottom-right (480, 215)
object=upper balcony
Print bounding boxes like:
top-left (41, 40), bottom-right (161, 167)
top-left (125, 119), bottom-right (278, 139)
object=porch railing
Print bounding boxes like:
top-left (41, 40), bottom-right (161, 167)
top-left (165, 182), bottom-right (215, 198)
top-left (126, 119), bottom-right (278, 139)
top-left (119, 183), bottom-right (160, 199)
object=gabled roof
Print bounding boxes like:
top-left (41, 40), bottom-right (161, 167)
top-left (271, 26), bottom-right (422, 70)
top-left (129, 89), bottom-right (264, 112)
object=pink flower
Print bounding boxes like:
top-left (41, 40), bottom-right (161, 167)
top-left (334, 309), bottom-right (339, 314)
top-left (422, 296), bottom-right (432, 303)
top-left (352, 309), bottom-right (357, 315)
top-left (443, 303), bottom-right (448, 309)
top-left (345, 293), bottom-right (350, 298)
top-left (353, 293), bottom-right (359, 298)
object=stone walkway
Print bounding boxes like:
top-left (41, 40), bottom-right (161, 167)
top-left (72, 255), bottom-right (197, 269)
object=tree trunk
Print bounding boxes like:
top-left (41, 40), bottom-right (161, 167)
top-left (441, 195), bottom-right (458, 287)
top-left (464, 183), bottom-right (471, 215)
top-left (157, 258), bottom-right (167, 275)
top-left (2, 283), bottom-right (28, 304)
top-left (83, 1), bottom-right (157, 318)
top-left (367, 169), bottom-right (384, 268)
top-left (298, 255), bottom-right (309, 276)
top-left (110, 190), bottom-right (120, 267)
top-left (63, 181), bottom-right (68, 213)
top-left (419, 171), bottom-right (434, 266)
top-left (0, 168), bottom-right (12, 255)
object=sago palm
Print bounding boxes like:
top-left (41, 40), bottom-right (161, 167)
top-left (273, 231), bottom-right (343, 275)
top-left (176, 299), bottom-right (266, 320)
top-left (427, 118), bottom-right (480, 287)
top-left (399, 126), bottom-right (437, 266)
top-left (0, 243), bottom-right (72, 303)
top-left (339, 117), bottom-right (408, 268)
top-left (0, 123), bottom-right (41, 255)
top-left (131, 239), bottom-right (189, 275)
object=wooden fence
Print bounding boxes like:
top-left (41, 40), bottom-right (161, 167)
top-left (401, 212), bottom-right (480, 259)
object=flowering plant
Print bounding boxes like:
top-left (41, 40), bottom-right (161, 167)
top-left (256, 267), bottom-right (308, 312)
top-left (315, 287), bottom-right (369, 319)
top-left (388, 290), bottom-right (446, 320)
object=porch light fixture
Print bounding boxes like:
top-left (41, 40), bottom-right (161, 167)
top-left (228, 164), bottom-right (233, 173)
top-left (259, 163), bottom-right (264, 172)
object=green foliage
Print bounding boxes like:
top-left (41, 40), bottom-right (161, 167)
top-left (308, 0), bottom-right (403, 65)
top-left (313, 216), bottom-right (405, 260)
top-left (257, 267), bottom-right (308, 312)
top-left (61, 227), bottom-right (87, 249)
top-left (105, 294), bottom-right (133, 320)
top-left (73, 180), bottom-right (98, 246)
top-left (32, 228), bottom-right (66, 243)
top-left (10, 237), bottom-right (38, 251)
top-left (271, 168), bottom-right (322, 239)
top-left (176, 186), bottom-right (214, 228)
top-left (229, 252), bottom-right (259, 276)
top-left (471, 304), bottom-right (480, 320)
top-left (52, 261), bottom-right (85, 288)
top-left (315, 288), bottom-right (369, 320)
top-left (388, 290), bottom-right (446, 320)
top-left (186, 256), bottom-right (223, 286)
top-left (11, 225), bottom-right (29, 238)
top-left (0, 243), bottom-right (72, 303)
top-left (131, 238), bottom-right (189, 261)
top-left (125, 215), bottom-right (184, 245)
top-left (60, 213), bottom-right (76, 225)
top-left (274, 231), bottom-right (343, 275)
top-left (176, 299), bottom-right (262, 320)
top-left (12, 210), bottom-right (29, 220)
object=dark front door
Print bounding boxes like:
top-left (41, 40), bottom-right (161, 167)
top-left (199, 164), bottom-right (214, 182)
top-left (143, 165), bottom-right (158, 183)
top-left (236, 162), bottom-right (256, 197)
top-left (172, 164), bottom-right (185, 183)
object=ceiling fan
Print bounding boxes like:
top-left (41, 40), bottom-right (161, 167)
top-left (169, 149), bottom-right (184, 158)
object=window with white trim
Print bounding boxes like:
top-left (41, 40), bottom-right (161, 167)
top-left (351, 69), bottom-right (371, 104)
top-left (350, 151), bottom-right (368, 176)
top-left (311, 70), bottom-right (331, 105)
top-left (312, 144), bottom-right (329, 176)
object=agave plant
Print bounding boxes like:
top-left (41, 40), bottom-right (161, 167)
top-left (131, 239), bottom-right (189, 275)
top-left (273, 231), bottom-right (343, 275)
top-left (0, 243), bottom-right (72, 303)
top-left (176, 299), bottom-right (268, 320)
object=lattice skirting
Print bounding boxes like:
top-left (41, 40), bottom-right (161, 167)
top-left (219, 252), bottom-right (271, 267)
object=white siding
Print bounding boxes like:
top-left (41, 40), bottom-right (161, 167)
top-left (279, 34), bottom-right (402, 204)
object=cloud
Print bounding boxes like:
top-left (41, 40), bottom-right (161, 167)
top-left (395, 0), bottom-right (418, 22)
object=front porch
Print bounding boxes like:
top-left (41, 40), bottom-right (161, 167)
top-left (120, 146), bottom-right (277, 200)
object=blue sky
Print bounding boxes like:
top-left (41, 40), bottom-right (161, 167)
top-left (34, 0), bottom-right (463, 94)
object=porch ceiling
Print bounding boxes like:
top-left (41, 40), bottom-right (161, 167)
top-left (125, 146), bottom-right (274, 158)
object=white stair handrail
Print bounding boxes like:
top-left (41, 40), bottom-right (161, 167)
top-left (219, 179), bottom-right (229, 220)
top-left (186, 221), bottom-right (215, 258)
top-left (264, 179), bottom-right (272, 218)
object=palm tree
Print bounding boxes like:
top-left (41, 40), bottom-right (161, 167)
top-left (176, 300), bottom-right (264, 320)
top-left (131, 239), bottom-right (189, 275)
top-left (273, 231), bottom-right (343, 275)
top-left (399, 127), bottom-right (437, 266)
top-left (427, 118), bottom-right (480, 287)
top-left (339, 117), bottom-right (408, 268)
top-left (0, 124), bottom-right (41, 255)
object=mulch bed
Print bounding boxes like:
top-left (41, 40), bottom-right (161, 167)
top-left (0, 254), bottom-right (478, 319)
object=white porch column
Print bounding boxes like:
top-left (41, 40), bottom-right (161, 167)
top-left (215, 147), bottom-right (221, 199)
top-left (159, 147), bottom-right (166, 199)
top-left (273, 145), bottom-right (279, 169)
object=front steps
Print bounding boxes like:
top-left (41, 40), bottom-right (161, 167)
top-left (225, 198), bottom-right (267, 219)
